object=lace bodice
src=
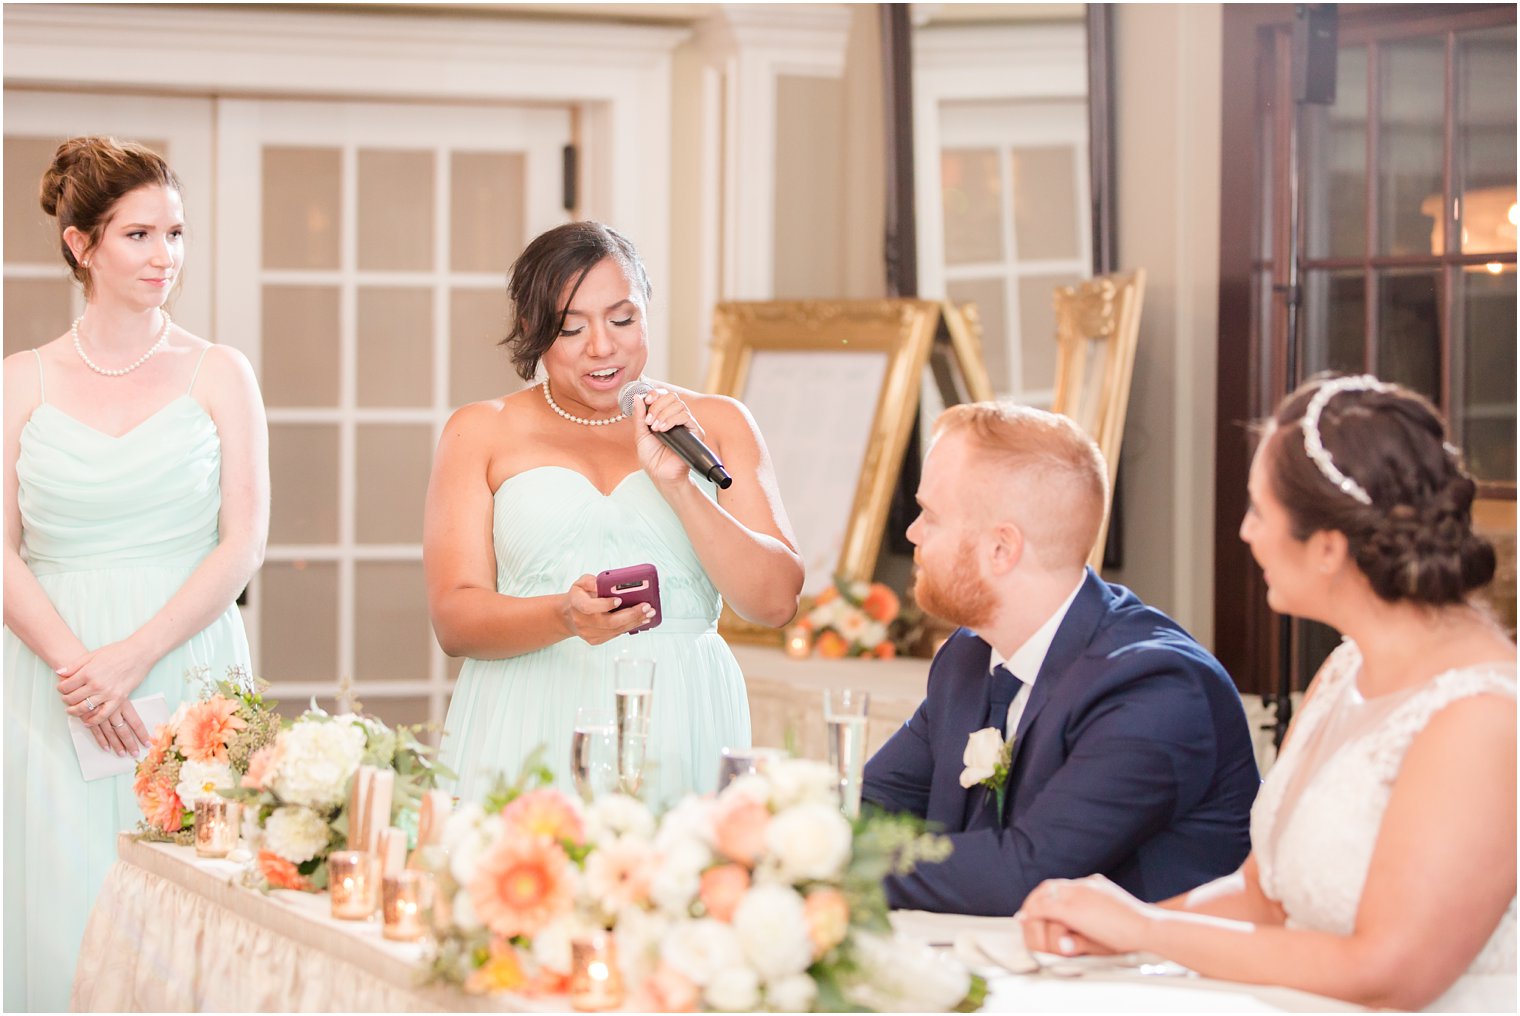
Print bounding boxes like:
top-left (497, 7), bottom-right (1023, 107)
top-left (1251, 639), bottom-right (1517, 1011)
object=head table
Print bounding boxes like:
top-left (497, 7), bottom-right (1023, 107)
top-left (73, 834), bottom-right (1362, 1013)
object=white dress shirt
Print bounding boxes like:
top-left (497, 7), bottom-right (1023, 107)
top-left (982, 576), bottom-right (1085, 738)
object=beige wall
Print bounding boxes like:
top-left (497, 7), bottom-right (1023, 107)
top-left (1104, 4), bottom-right (1223, 647)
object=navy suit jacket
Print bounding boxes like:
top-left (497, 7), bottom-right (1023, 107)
top-left (862, 569), bottom-right (1259, 915)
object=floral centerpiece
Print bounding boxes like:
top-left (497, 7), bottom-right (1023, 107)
top-left (791, 578), bottom-right (902, 659)
top-left (132, 667), bottom-right (282, 845)
top-left (429, 757), bottom-right (986, 1012)
top-left (230, 705), bottom-right (448, 892)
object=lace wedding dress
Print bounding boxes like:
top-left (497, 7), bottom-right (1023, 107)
top-left (1252, 639), bottom-right (1516, 1012)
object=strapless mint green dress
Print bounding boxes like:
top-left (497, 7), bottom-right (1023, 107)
top-left (3, 349), bottom-right (251, 1012)
top-left (440, 466), bottom-right (751, 809)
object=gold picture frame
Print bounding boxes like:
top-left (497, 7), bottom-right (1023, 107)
top-left (1051, 270), bottom-right (1146, 571)
top-left (705, 299), bottom-right (987, 641)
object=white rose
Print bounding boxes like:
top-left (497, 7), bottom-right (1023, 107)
top-left (654, 794), bottom-right (715, 851)
top-left (705, 965), bottom-right (761, 1012)
top-left (766, 973), bottom-right (818, 1012)
top-left (443, 808), bottom-right (496, 886)
top-left (650, 836), bottom-right (710, 914)
top-left (263, 805), bottom-right (332, 865)
top-left (452, 888), bottom-right (481, 932)
top-left (584, 793), bottom-right (656, 846)
top-left (765, 758), bottom-right (838, 810)
top-left (268, 720), bottom-right (366, 809)
top-left (732, 884), bottom-right (812, 981)
top-left (174, 759), bottom-right (235, 808)
top-left (861, 620), bottom-right (888, 647)
top-left (844, 932), bottom-right (971, 1012)
top-left (531, 916), bottom-right (577, 975)
top-left (763, 803), bottom-right (852, 882)
top-left (837, 610), bottom-right (869, 642)
top-left (959, 727), bottom-right (1004, 788)
top-left (661, 918), bottom-right (745, 986)
top-left (615, 906), bottom-right (671, 985)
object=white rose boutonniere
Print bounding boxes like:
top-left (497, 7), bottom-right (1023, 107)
top-left (959, 727), bottom-right (1015, 821)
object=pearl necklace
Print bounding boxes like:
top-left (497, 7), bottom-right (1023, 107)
top-left (542, 378), bottom-right (626, 427)
top-left (72, 311), bottom-right (172, 377)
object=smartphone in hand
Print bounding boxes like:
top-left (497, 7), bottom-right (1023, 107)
top-left (595, 563), bottom-right (662, 634)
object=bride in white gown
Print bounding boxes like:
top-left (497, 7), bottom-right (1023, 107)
top-left (1018, 375), bottom-right (1516, 1012)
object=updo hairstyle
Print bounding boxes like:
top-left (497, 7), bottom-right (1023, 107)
top-left (501, 221), bottom-right (651, 381)
top-left (1265, 375), bottom-right (1495, 606)
top-left (39, 136), bottom-right (182, 296)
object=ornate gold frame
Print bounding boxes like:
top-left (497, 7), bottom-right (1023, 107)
top-left (1051, 270), bottom-right (1146, 571)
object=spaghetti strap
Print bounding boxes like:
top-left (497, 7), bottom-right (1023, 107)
top-left (30, 348), bottom-right (45, 403)
top-left (187, 345), bottom-right (212, 395)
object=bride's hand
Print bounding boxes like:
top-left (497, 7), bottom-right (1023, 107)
top-left (56, 641), bottom-right (154, 756)
top-left (561, 574), bottom-right (657, 645)
top-left (632, 387), bottom-right (706, 488)
top-left (1017, 876), bottom-right (1152, 956)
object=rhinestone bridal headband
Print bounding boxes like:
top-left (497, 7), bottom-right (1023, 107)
top-left (1301, 374), bottom-right (1394, 506)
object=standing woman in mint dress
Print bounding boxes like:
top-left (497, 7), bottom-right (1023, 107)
top-left (425, 221), bottom-right (803, 806)
top-left (3, 137), bottom-right (269, 1011)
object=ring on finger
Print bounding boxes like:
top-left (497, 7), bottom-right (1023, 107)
top-left (85, 696), bottom-right (97, 711)
top-left (110, 717), bottom-right (127, 727)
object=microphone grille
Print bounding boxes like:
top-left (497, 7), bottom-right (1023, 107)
top-left (618, 379), bottom-right (653, 417)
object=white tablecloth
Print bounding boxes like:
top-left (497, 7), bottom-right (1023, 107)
top-left (75, 835), bottom-right (1362, 1012)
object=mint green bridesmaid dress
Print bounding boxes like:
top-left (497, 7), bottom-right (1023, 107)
top-left (3, 350), bottom-right (251, 1012)
top-left (440, 466), bottom-right (751, 809)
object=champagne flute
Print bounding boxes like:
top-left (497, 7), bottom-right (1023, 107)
top-left (613, 655), bottom-right (656, 796)
top-left (716, 746), bottom-right (786, 792)
top-left (824, 688), bottom-right (870, 819)
top-left (571, 707), bottom-right (617, 802)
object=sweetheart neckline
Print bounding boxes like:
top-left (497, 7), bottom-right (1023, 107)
top-left (492, 464), bottom-right (648, 499)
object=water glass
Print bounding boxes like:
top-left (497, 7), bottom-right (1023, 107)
top-left (614, 655), bottom-right (656, 796)
top-left (716, 746), bottom-right (786, 791)
top-left (824, 687), bottom-right (870, 819)
top-left (571, 707), bottom-right (618, 802)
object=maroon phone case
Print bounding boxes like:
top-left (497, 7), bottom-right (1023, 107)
top-left (595, 563), bottom-right (662, 633)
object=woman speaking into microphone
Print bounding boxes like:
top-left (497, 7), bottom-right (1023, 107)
top-left (424, 221), bottom-right (803, 805)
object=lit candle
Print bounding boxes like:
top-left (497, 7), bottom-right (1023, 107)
top-left (329, 850), bottom-right (378, 920)
top-left (569, 932), bottom-right (624, 1011)
top-left (784, 626), bottom-right (812, 659)
top-left (193, 797), bottom-right (240, 858)
top-left (381, 870), bottom-right (433, 942)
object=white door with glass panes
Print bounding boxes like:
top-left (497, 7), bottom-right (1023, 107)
top-left (215, 99), bottom-right (572, 735)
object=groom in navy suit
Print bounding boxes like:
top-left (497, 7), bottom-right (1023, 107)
top-left (863, 403), bottom-right (1258, 915)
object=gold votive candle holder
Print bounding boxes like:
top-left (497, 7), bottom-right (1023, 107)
top-left (569, 931), bottom-right (624, 1011)
top-left (328, 850), bottom-right (379, 920)
top-left (784, 626), bottom-right (812, 659)
top-left (193, 797), bottom-right (240, 858)
top-left (381, 870), bottom-right (433, 942)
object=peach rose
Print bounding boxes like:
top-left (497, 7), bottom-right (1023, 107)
top-left (873, 641), bottom-right (897, 660)
top-left (644, 963), bottom-right (699, 1013)
top-left (815, 630), bottom-right (849, 659)
top-left (241, 740), bottom-right (282, 790)
top-left (257, 850), bottom-right (313, 892)
top-left (804, 888), bottom-right (850, 956)
top-left (134, 724), bottom-right (177, 798)
top-left (699, 863), bottom-right (751, 922)
top-left (861, 583), bottom-right (900, 623)
top-left (712, 794), bottom-right (770, 867)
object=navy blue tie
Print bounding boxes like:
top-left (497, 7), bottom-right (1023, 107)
top-left (987, 664), bottom-right (1024, 735)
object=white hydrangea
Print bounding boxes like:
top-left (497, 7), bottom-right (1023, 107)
top-left (452, 888), bottom-right (481, 932)
top-left (263, 805), bottom-right (332, 865)
top-left (613, 906), bottom-right (671, 986)
top-left (705, 965), bottom-right (761, 1012)
top-left (174, 759), bottom-right (235, 808)
top-left (654, 794), bottom-right (715, 851)
top-left (765, 758), bottom-right (839, 810)
top-left (660, 918), bottom-right (745, 986)
top-left (843, 932), bottom-right (971, 1013)
top-left (732, 884), bottom-right (812, 981)
top-left (583, 793), bottom-right (656, 846)
top-left (530, 915), bottom-right (577, 975)
top-left (766, 973), bottom-right (818, 1013)
top-left (268, 719), bottom-right (366, 809)
top-left (763, 802), bottom-right (852, 882)
top-left (649, 835), bottom-right (710, 915)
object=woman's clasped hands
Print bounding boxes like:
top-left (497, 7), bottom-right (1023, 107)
top-left (55, 640), bottom-right (153, 757)
top-left (1017, 874), bottom-right (1153, 959)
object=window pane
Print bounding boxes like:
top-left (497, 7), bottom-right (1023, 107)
top-left (258, 561), bottom-right (338, 682)
top-left (4, 277), bottom-right (73, 359)
top-left (941, 149), bottom-right (1003, 265)
top-left (5, 136), bottom-right (67, 265)
top-left (261, 285), bottom-right (339, 407)
top-left (1458, 264), bottom-right (1516, 483)
top-left (354, 424), bottom-right (432, 544)
top-left (1455, 27), bottom-right (1517, 256)
top-left (357, 286), bottom-right (432, 407)
top-left (1011, 146), bottom-right (1079, 261)
top-left (354, 562), bottom-right (431, 682)
top-left (1375, 269), bottom-right (1440, 402)
top-left (1304, 46), bottom-right (1368, 260)
top-left (357, 149), bottom-right (434, 271)
top-left (451, 151), bottom-right (525, 273)
top-left (450, 287), bottom-right (516, 407)
top-left (1302, 269), bottom-right (1365, 375)
top-left (946, 276), bottom-right (1008, 392)
top-left (1378, 38), bottom-right (1446, 257)
top-left (262, 147), bottom-right (341, 270)
top-left (269, 424), bottom-right (339, 544)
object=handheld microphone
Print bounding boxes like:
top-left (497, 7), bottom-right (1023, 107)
top-left (619, 380), bottom-right (733, 489)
